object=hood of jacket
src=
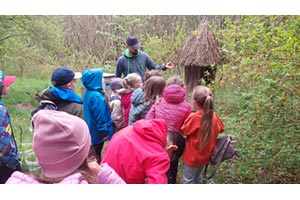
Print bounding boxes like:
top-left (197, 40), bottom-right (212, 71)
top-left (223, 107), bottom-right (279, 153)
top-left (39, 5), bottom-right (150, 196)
top-left (41, 87), bottom-right (82, 104)
top-left (41, 87), bottom-right (59, 101)
top-left (50, 87), bottom-right (83, 104)
top-left (133, 119), bottom-right (167, 148)
top-left (82, 69), bottom-right (103, 91)
top-left (163, 84), bottom-right (186, 104)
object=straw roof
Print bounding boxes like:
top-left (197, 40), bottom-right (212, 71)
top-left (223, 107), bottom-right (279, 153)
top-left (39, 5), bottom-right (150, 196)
top-left (173, 23), bottom-right (222, 67)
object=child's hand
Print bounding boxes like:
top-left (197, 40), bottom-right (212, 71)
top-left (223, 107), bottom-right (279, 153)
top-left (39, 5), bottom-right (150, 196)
top-left (88, 160), bottom-right (101, 176)
top-left (103, 135), bottom-right (108, 141)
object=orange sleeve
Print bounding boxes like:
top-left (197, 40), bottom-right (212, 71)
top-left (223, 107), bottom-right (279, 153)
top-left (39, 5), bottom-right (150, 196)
top-left (180, 112), bottom-right (200, 136)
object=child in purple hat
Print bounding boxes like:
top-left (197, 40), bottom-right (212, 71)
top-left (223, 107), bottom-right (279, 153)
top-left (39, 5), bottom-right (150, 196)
top-left (109, 77), bottom-right (125, 133)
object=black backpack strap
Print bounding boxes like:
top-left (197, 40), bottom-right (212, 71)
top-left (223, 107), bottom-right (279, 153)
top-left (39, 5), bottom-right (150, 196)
top-left (203, 163), bottom-right (220, 182)
top-left (31, 100), bottom-right (57, 117)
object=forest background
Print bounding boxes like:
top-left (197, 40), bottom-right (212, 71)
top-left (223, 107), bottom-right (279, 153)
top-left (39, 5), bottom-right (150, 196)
top-left (0, 15), bottom-right (299, 183)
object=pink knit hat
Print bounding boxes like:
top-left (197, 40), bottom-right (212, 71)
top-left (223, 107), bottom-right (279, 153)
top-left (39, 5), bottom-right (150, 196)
top-left (32, 110), bottom-right (91, 178)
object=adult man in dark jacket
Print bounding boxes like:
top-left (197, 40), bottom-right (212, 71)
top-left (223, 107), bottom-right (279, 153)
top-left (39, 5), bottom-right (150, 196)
top-left (115, 36), bottom-right (174, 81)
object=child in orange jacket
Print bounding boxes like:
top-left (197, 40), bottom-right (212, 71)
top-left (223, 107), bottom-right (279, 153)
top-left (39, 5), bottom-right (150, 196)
top-left (180, 85), bottom-right (225, 184)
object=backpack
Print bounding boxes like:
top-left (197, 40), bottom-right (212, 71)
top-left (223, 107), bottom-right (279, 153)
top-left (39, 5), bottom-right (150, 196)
top-left (203, 135), bottom-right (239, 182)
top-left (31, 100), bottom-right (57, 117)
top-left (30, 100), bottom-right (57, 129)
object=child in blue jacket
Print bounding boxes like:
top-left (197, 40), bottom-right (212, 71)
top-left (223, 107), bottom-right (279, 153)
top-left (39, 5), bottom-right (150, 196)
top-left (81, 68), bottom-right (114, 163)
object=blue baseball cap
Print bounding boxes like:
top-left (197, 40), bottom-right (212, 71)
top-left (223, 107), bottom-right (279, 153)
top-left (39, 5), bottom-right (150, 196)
top-left (51, 66), bottom-right (82, 87)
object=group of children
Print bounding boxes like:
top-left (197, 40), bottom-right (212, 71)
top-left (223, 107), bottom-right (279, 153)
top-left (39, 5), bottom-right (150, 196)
top-left (0, 66), bottom-right (225, 184)
top-left (107, 70), bottom-right (225, 184)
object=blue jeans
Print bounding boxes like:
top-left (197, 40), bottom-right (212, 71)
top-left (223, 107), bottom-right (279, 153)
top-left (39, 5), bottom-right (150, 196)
top-left (182, 163), bottom-right (204, 184)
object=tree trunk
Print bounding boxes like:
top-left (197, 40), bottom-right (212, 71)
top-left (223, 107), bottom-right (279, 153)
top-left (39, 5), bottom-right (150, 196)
top-left (184, 65), bottom-right (216, 103)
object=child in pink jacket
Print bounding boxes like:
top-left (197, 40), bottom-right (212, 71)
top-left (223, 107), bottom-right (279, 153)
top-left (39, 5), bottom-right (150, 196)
top-left (146, 75), bottom-right (192, 183)
top-left (101, 119), bottom-right (180, 184)
top-left (6, 110), bottom-right (125, 184)
top-left (146, 75), bottom-right (192, 132)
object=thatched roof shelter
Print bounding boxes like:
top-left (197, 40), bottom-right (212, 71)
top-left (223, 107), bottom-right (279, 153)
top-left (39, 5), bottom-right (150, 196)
top-left (173, 22), bottom-right (223, 96)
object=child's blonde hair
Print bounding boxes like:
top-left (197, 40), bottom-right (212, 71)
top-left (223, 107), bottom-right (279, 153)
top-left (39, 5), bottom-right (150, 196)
top-left (192, 85), bottom-right (214, 151)
top-left (123, 73), bottom-right (142, 90)
top-left (166, 74), bottom-right (184, 87)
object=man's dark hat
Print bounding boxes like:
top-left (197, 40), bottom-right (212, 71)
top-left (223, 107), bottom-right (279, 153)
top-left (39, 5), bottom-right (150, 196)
top-left (126, 36), bottom-right (141, 49)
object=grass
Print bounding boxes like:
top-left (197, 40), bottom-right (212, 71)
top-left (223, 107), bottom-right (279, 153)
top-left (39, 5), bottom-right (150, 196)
top-left (4, 77), bottom-right (51, 143)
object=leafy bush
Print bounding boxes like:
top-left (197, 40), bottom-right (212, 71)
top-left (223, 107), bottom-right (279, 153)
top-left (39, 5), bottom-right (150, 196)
top-left (212, 16), bottom-right (300, 183)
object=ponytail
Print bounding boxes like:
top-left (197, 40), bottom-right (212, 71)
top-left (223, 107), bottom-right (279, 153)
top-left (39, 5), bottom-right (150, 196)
top-left (192, 86), bottom-right (214, 151)
top-left (199, 94), bottom-right (214, 151)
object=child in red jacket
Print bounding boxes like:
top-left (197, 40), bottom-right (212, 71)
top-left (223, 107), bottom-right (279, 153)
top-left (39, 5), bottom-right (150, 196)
top-left (118, 73), bottom-right (142, 126)
top-left (181, 85), bottom-right (225, 184)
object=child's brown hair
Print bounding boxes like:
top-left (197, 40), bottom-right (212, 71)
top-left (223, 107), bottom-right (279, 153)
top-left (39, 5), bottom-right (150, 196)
top-left (166, 74), bottom-right (184, 87)
top-left (144, 70), bottom-right (162, 82)
top-left (143, 76), bottom-right (166, 104)
top-left (192, 85), bottom-right (214, 151)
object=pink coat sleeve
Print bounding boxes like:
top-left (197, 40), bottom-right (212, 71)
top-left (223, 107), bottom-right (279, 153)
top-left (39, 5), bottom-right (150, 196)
top-left (144, 154), bottom-right (170, 184)
top-left (145, 103), bottom-right (156, 120)
top-left (97, 163), bottom-right (126, 184)
top-left (5, 171), bottom-right (39, 184)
